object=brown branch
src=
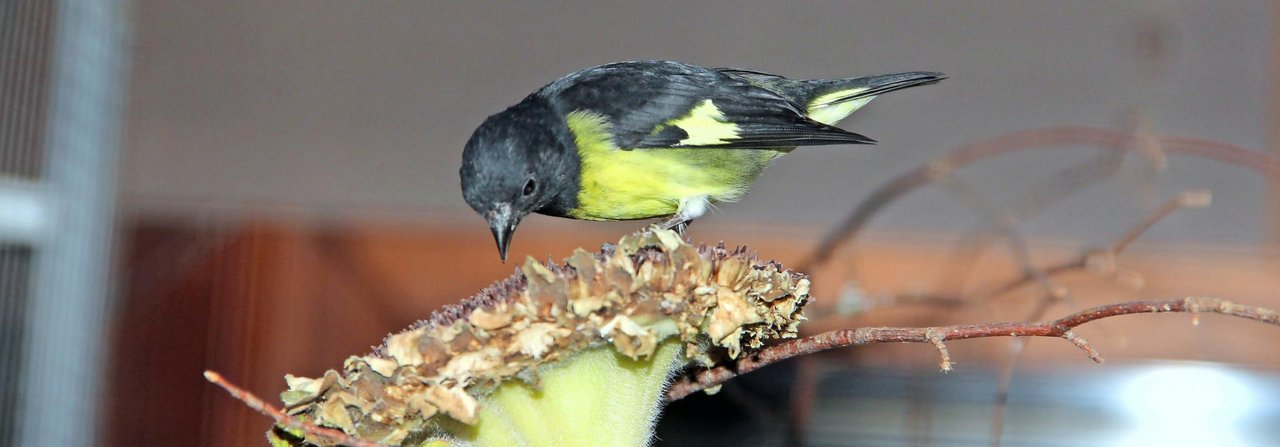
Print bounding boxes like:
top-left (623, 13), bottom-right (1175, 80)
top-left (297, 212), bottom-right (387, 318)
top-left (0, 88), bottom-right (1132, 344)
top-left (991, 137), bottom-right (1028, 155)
top-left (931, 118), bottom-right (1141, 300)
top-left (798, 126), bottom-right (1280, 272)
top-left (804, 189), bottom-right (1206, 331)
top-left (978, 189), bottom-right (1210, 301)
top-left (203, 371), bottom-right (390, 447)
top-left (929, 138), bottom-right (1127, 300)
top-left (1116, 189), bottom-right (1211, 253)
top-left (785, 356), bottom-right (821, 447)
top-left (986, 337), bottom-right (1024, 447)
top-left (666, 297), bottom-right (1280, 401)
top-left (933, 175), bottom-right (1061, 300)
top-left (970, 185), bottom-right (1202, 447)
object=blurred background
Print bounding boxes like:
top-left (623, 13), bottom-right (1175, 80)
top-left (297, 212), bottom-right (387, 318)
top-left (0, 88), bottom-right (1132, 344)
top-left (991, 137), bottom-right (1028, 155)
top-left (2, 1), bottom-right (1279, 446)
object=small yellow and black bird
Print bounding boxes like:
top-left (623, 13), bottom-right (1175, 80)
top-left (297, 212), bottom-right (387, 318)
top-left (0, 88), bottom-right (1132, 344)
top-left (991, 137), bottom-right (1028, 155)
top-left (460, 60), bottom-right (943, 261)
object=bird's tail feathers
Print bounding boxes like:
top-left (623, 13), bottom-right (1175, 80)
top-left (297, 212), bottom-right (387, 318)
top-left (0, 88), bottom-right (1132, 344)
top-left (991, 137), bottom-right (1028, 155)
top-left (806, 71), bottom-right (946, 108)
top-left (716, 67), bottom-right (944, 126)
top-left (796, 71), bottom-right (943, 125)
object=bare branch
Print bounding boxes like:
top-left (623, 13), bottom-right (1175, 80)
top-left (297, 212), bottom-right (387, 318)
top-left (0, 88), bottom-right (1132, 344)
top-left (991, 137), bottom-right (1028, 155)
top-left (978, 190), bottom-right (1209, 301)
top-left (1114, 189), bottom-right (1211, 254)
top-left (666, 297), bottom-right (1280, 401)
top-left (798, 126), bottom-right (1280, 271)
top-left (203, 371), bottom-right (390, 447)
top-left (930, 143), bottom-right (1125, 299)
top-left (933, 175), bottom-right (1060, 301)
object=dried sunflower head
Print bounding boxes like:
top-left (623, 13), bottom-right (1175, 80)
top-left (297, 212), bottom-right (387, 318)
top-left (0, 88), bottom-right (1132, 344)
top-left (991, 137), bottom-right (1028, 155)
top-left (274, 228), bottom-right (811, 445)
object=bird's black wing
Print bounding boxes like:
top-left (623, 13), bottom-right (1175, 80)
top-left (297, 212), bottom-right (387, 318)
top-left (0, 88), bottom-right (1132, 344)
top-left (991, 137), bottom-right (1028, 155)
top-left (538, 61), bottom-right (874, 150)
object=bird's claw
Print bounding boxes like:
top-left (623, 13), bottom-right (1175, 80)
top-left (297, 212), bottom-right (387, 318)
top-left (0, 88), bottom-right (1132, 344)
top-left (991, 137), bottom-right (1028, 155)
top-left (653, 216), bottom-right (691, 237)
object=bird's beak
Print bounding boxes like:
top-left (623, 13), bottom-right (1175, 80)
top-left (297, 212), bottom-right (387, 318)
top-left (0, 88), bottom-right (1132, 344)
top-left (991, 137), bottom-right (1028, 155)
top-left (487, 203), bottom-right (519, 262)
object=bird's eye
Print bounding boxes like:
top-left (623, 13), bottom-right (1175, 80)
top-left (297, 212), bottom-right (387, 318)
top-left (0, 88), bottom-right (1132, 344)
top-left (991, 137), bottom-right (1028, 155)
top-left (522, 179), bottom-right (536, 196)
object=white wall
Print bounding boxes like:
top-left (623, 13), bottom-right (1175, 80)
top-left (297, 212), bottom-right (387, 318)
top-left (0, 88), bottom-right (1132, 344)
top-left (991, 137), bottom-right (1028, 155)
top-left (122, 1), bottom-right (1272, 243)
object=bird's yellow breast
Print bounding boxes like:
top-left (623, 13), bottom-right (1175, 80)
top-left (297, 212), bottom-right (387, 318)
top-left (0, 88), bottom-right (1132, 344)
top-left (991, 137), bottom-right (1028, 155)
top-left (564, 111), bottom-right (779, 221)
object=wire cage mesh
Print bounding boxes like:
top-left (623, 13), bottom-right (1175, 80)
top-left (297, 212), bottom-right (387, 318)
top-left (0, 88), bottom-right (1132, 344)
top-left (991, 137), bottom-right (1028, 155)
top-left (0, 0), bottom-right (129, 446)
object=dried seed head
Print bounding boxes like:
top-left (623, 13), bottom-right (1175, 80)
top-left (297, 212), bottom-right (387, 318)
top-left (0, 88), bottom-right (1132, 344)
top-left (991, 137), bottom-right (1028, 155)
top-left (277, 229), bottom-right (811, 444)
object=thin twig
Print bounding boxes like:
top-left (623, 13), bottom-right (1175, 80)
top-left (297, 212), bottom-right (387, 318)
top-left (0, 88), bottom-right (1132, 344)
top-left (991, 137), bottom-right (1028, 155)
top-left (934, 176), bottom-right (1060, 302)
top-left (1117, 190), bottom-right (1211, 253)
top-left (798, 126), bottom-right (1280, 271)
top-left (203, 371), bottom-right (390, 447)
top-left (666, 297), bottom-right (1280, 401)
top-left (973, 192), bottom-right (1201, 447)
top-left (807, 189), bottom-right (1205, 331)
top-left (978, 190), bottom-right (1209, 301)
top-left (987, 337), bottom-right (1024, 447)
top-left (785, 356), bottom-right (821, 447)
top-left (931, 145), bottom-right (1125, 299)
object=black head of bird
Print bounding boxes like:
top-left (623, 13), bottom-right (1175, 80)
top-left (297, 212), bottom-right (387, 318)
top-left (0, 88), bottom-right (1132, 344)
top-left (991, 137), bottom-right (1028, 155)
top-left (460, 98), bottom-right (579, 262)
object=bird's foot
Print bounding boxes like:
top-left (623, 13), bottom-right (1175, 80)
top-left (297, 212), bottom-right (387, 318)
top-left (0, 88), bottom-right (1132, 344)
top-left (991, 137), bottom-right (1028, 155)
top-left (654, 216), bottom-right (692, 237)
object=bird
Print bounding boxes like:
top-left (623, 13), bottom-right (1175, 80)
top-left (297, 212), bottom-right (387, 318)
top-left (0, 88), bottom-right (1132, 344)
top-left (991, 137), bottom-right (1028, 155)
top-left (460, 60), bottom-right (944, 261)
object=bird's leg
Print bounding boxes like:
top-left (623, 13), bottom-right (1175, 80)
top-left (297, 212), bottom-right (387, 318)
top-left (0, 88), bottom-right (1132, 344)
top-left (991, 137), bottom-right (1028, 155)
top-left (655, 215), bottom-right (692, 237)
top-left (650, 196), bottom-right (705, 237)
top-left (673, 220), bottom-right (690, 236)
